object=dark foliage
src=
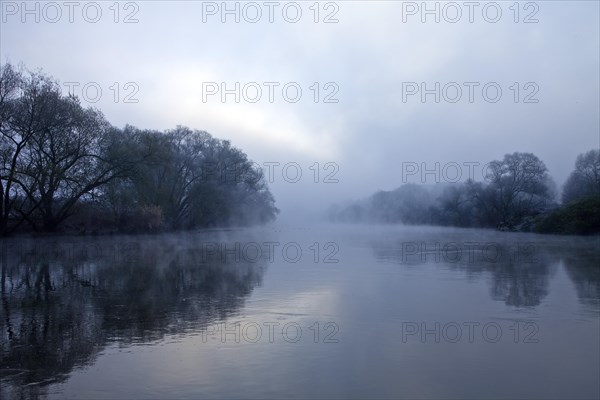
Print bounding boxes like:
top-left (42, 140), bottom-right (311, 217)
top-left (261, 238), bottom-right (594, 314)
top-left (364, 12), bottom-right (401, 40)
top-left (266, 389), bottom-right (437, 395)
top-left (0, 64), bottom-right (278, 235)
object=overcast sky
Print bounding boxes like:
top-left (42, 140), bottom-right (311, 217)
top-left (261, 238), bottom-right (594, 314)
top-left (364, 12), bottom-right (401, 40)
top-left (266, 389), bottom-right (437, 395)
top-left (1, 1), bottom-right (598, 221)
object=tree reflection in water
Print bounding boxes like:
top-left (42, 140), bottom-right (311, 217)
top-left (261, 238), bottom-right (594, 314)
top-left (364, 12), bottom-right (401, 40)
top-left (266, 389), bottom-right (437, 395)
top-left (0, 233), bottom-right (266, 398)
top-left (370, 230), bottom-right (600, 309)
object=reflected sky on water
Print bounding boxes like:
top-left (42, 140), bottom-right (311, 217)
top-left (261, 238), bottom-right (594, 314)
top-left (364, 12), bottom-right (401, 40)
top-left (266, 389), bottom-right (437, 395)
top-left (1, 225), bottom-right (599, 399)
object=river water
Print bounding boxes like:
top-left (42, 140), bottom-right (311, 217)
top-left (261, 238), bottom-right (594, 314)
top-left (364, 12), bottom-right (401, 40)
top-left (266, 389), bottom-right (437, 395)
top-left (1, 225), bottom-right (599, 399)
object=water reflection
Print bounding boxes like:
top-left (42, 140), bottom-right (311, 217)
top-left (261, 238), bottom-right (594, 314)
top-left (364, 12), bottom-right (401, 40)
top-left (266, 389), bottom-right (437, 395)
top-left (1, 227), bottom-right (599, 399)
top-left (562, 250), bottom-right (600, 309)
top-left (369, 229), bottom-right (600, 310)
top-left (0, 233), bottom-right (266, 398)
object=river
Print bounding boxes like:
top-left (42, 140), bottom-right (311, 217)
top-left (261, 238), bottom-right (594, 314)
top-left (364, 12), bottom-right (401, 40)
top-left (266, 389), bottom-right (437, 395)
top-left (1, 224), bottom-right (599, 399)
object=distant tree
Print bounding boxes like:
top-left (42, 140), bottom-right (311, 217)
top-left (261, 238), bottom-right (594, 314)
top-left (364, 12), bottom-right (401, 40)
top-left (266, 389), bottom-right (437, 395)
top-left (352, 184), bottom-right (433, 224)
top-left (330, 153), bottom-right (558, 232)
top-left (100, 126), bottom-right (278, 231)
top-left (484, 152), bottom-right (555, 229)
top-left (184, 135), bottom-right (277, 227)
top-left (437, 183), bottom-right (474, 226)
top-left (562, 149), bottom-right (600, 204)
top-left (390, 184), bottom-right (434, 224)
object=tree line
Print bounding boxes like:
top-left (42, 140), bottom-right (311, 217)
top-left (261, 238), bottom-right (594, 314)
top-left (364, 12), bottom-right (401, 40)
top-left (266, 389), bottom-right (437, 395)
top-left (0, 63), bottom-right (278, 236)
top-left (330, 150), bottom-right (600, 235)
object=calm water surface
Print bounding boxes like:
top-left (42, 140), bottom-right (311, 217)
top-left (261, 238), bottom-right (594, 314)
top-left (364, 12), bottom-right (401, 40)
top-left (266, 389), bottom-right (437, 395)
top-left (1, 225), bottom-right (599, 399)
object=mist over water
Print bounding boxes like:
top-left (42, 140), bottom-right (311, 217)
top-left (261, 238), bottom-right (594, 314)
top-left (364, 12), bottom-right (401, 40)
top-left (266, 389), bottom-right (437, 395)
top-left (1, 225), bottom-right (598, 399)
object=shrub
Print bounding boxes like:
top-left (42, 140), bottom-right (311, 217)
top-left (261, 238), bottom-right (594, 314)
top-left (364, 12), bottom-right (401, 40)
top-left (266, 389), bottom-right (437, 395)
top-left (534, 196), bottom-right (600, 235)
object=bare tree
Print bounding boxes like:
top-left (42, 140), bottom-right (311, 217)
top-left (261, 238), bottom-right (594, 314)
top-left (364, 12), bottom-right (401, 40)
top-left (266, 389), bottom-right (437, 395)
top-left (485, 152), bottom-right (554, 229)
top-left (562, 149), bottom-right (600, 204)
top-left (2, 63), bottom-right (279, 234)
top-left (0, 65), bottom-right (65, 234)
